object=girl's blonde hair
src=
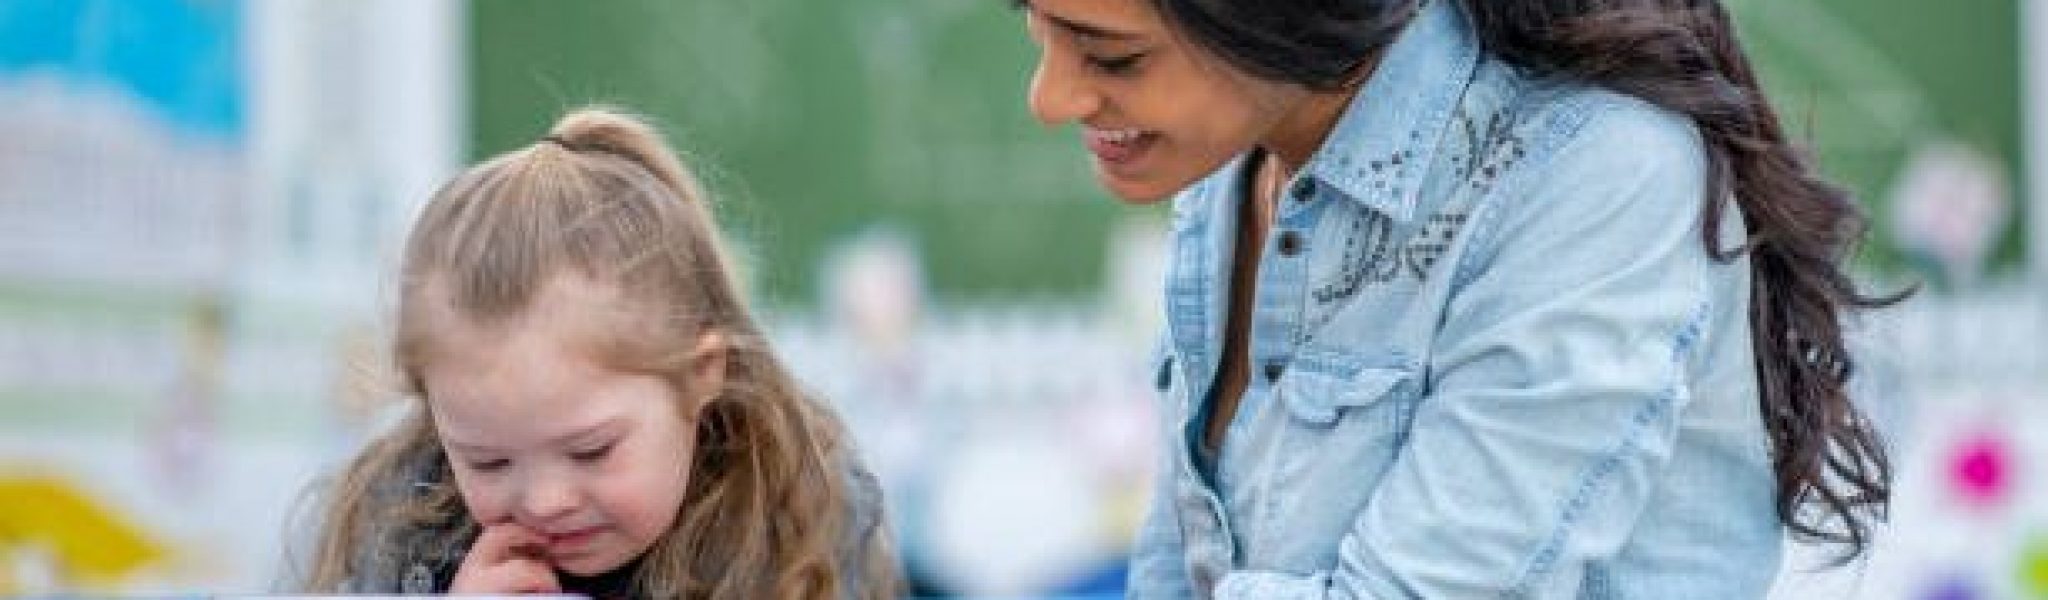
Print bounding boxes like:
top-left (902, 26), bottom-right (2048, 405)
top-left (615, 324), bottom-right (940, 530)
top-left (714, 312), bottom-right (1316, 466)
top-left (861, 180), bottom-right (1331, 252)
top-left (301, 107), bottom-right (897, 598)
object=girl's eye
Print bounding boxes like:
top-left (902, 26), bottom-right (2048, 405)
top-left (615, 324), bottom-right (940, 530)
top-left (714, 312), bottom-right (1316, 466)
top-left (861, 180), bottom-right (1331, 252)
top-left (467, 458), bottom-right (510, 473)
top-left (570, 443), bottom-right (614, 463)
top-left (1089, 52), bottom-right (1145, 76)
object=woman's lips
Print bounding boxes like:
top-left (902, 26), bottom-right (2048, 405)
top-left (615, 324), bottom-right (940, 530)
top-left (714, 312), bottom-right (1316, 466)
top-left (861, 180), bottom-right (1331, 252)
top-left (1084, 126), bottom-right (1157, 166)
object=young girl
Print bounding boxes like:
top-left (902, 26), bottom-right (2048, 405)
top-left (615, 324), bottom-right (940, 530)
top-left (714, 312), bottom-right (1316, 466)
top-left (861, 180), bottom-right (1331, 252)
top-left (298, 108), bottom-right (898, 599)
top-left (1014, 0), bottom-right (1902, 596)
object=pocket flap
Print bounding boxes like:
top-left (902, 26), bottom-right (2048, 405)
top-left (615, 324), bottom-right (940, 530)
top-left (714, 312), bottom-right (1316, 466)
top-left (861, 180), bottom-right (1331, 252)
top-left (1279, 351), bottom-right (1413, 424)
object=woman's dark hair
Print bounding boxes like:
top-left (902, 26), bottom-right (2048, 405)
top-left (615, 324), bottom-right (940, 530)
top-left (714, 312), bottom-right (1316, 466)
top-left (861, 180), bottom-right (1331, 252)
top-left (1151, 0), bottom-right (1907, 559)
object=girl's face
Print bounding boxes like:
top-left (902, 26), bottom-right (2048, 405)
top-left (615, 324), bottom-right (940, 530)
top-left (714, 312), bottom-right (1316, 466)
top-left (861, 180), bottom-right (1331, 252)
top-left (1021, 0), bottom-right (1305, 203)
top-left (424, 279), bottom-right (720, 576)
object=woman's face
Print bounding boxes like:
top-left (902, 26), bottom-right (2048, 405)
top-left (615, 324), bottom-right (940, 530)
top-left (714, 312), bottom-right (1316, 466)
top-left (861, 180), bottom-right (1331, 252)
top-left (1022, 0), bottom-right (1306, 203)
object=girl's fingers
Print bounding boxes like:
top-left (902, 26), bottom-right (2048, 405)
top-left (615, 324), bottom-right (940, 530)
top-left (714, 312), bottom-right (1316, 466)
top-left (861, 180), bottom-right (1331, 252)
top-left (471, 522), bottom-right (549, 564)
top-left (506, 558), bottom-right (563, 594)
top-left (453, 556), bottom-right (559, 594)
top-left (451, 522), bottom-right (559, 594)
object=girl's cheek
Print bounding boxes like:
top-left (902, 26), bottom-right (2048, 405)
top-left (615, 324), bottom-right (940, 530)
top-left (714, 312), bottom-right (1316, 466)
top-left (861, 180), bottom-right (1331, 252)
top-left (456, 476), bottom-right (511, 523)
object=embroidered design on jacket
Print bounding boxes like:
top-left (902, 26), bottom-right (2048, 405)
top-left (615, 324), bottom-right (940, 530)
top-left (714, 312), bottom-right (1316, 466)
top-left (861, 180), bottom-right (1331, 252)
top-left (1312, 210), bottom-right (1399, 304)
top-left (1312, 208), bottom-right (1471, 307)
top-left (1406, 212), bottom-right (1467, 278)
top-left (1451, 107), bottom-right (1527, 196)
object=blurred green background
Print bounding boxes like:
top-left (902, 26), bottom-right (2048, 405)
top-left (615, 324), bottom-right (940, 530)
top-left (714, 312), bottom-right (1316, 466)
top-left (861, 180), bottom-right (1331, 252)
top-left (472, 0), bottom-right (1129, 305)
top-left (471, 0), bottom-right (2023, 300)
top-left (1732, 0), bottom-right (2021, 274)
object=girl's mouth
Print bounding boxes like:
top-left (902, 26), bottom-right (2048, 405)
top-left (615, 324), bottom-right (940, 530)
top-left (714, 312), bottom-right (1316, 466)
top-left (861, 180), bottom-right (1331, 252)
top-left (545, 525), bottom-right (604, 551)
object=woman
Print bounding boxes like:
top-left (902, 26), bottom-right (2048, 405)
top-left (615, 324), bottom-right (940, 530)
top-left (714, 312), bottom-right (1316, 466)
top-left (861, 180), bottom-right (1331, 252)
top-left (1014, 0), bottom-right (1900, 596)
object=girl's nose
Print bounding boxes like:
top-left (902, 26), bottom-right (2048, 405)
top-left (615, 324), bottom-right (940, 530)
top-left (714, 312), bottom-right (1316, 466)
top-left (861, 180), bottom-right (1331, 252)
top-left (517, 475), bottom-right (578, 523)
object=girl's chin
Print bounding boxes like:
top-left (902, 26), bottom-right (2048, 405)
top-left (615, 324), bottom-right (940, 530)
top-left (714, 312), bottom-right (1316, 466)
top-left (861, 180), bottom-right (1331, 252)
top-left (551, 548), bottom-right (626, 576)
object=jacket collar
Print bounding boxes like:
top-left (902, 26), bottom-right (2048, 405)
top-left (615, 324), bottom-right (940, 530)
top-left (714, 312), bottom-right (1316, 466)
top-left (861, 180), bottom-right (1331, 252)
top-left (1298, 0), bottom-right (1481, 224)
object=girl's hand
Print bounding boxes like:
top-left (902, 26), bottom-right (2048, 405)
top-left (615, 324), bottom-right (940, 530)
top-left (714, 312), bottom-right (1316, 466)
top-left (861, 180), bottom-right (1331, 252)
top-left (449, 522), bottom-right (562, 594)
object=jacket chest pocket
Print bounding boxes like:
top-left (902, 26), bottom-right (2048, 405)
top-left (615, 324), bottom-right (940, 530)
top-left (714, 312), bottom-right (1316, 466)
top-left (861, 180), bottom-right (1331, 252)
top-left (1278, 346), bottom-right (1413, 423)
top-left (1279, 359), bottom-right (1409, 425)
top-left (1260, 349), bottom-right (1417, 532)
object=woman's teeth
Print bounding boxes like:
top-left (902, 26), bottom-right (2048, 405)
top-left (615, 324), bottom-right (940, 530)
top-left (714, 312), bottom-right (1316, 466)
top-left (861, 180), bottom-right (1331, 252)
top-left (1090, 128), bottom-right (1146, 144)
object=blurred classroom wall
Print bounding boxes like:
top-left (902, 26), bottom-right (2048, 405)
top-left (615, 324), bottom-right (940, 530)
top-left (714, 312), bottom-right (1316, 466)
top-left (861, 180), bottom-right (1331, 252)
top-left (1, 0), bottom-right (2044, 597)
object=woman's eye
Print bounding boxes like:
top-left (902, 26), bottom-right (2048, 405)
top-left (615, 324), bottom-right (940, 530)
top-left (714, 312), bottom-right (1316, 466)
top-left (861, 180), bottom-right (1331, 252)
top-left (467, 458), bottom-right (510, 473)
top-left (1089, 52), bottom-right (1145, 75)
top-left (570, 443), bottom-right (614, 463)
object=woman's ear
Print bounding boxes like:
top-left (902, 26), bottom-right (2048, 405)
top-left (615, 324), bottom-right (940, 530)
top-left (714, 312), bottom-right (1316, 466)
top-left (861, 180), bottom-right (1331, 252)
top-left (688, 331), bottom-right (728, 405)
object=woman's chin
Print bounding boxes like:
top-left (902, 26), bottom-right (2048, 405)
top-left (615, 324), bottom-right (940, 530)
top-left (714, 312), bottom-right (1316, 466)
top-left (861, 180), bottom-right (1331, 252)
top-left (1095, 170), bottom-right (1178, 205)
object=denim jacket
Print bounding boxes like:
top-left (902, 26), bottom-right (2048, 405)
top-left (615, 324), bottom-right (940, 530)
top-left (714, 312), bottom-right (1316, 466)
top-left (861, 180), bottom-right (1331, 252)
top-left (1128, 1), bottom-right (1780, 598)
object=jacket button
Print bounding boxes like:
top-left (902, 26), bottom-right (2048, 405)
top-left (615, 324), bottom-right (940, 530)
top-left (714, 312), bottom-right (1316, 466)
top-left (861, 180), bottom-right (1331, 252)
top-left (1277, 230), bottom-right (1303, 256)
top-left (1292, 181), bottom-right (1315, 202)
top-left (1263, 361), bottom-right (1285, 383)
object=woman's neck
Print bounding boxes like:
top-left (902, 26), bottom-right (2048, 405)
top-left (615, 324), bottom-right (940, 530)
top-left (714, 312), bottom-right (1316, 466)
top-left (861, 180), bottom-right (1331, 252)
top-left (1256, 55), bottom-right (1381, 182)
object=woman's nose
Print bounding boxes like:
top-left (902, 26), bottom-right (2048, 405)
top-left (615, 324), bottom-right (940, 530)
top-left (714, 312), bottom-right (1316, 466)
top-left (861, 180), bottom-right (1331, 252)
top-left (1028, 53), bottom-right (1101, 126)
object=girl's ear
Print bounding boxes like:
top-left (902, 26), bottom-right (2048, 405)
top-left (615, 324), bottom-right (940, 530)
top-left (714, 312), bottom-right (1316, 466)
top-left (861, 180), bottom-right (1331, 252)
top-left (688, 331), bottom-right (728, 407)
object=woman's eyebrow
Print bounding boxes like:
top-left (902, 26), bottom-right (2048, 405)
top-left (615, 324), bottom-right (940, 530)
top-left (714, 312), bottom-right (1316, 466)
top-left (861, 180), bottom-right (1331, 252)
top-left (1023, 2), bottom-right (1146, 41)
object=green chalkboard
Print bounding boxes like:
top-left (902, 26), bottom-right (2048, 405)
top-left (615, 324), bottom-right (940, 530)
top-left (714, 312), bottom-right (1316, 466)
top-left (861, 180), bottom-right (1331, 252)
top-left (1733, 0), bottom-right (2022, 274)
top-left (472, 1), bottom-right (2023, 300)
top-left (471, 0), bottom-right (1133, 305)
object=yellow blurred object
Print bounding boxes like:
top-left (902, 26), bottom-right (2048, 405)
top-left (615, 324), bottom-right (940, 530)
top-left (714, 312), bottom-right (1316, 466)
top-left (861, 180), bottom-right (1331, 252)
top-left (2022, 533), bottom-right (2048, 599)
top-left (0, 473), bottom-right (168, 593)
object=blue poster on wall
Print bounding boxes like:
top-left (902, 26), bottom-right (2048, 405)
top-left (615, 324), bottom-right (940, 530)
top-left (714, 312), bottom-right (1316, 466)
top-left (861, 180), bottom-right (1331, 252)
top-left (0, 0), bottom-right (242, 140)
top-left (0, 0), bottom-right (244, 288)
